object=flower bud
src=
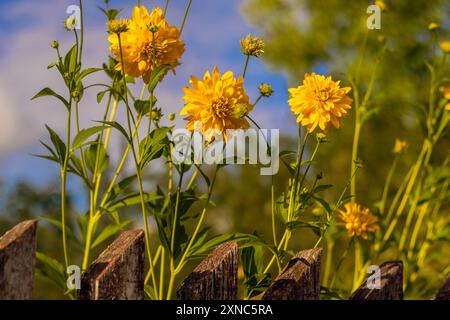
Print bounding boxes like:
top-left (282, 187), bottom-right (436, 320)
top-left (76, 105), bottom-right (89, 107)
top-left (428, 22), bottom-right (440, 31)
top-left (107, 19), bottom-right (130, 34)
top-left (440, 41), bottom-right (450, 54)
top-left (51, 40), bottom-right (59, 49)
top-left (316, 133), bottom-right (327, 143)
top-left (64, 16), bottom-right (77, 31)
top-left (233, 103), bottom-right (249, 119)
top-left (168, 113), bottom-right (176, 121)
top-left (147, 24), bottom-right (159, 33)
top-left (149, 108), bottom-right (163, 122)
top-left (440, 86), bottom-right (450, 100)
top-left (393, 138), bottom-right (408, 154)
top-left (375, 0), bottom-right (387, 11)
top-left (240, 34), bottom-right (265, 57)
top-left (258, 83), bottom-right (273, 97)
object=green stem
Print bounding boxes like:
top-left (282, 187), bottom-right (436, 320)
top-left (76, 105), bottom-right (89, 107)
top-left (242, 55), bottom-right (250, 79)
top-left (262, 231), bottom-right (288, 274)
top-left (383, 142), bottom-right (429, 242)
top-left (164, 0), bottom-right (170, 16)
top-left (159, 247), bottom-right (165, 299)
top-left (330, 237), bottom-right (354, 288)
top-left (167, 165), bottom-right (219, 299)
top-left (398, 182), bottom-right (422, 251)
top-left (170, 169), bottom-right (184, 256)
top-left (352, 239), bottom-right (362, 291)
top-left (74, 102), bottom-right (89, 180)
top-left (315, 166), bottom-right (360, 249)
top-left (78, 0), bottom-right (84, 63)
top-left (179, 0), bottom-right (192, 35)
top-left (118, 33), bottom-right (158, 295)
top-left (380, 156), bottom-right (398, 214)
top-left (186, 166), bottom-right (199, 190)
top-left (144, 245), bottom-right (163, 285)
top-left (350, 82), bottom-right (360, 202)
top-left (245, 115), bottom-right (276, 246)
top-left (61, 103), bottom-right (72, 269)
top-left (323, 237), bottom-right (334, 287)
top-left (384, 164), bottom-right (413, 227)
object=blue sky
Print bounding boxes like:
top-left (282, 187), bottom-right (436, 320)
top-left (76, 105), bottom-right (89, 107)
top-left (0, 0), bottom-right (296, 191)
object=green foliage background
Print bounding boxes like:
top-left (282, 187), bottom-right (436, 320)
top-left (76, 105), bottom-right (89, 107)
top-left (1, 0), bottom-right (449, 299)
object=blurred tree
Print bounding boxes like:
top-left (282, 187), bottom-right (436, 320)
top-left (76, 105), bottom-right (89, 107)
top-left (242, 0), bottom-right (449, 204)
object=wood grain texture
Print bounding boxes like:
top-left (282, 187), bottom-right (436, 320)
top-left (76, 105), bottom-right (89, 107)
top-left (80, 229), bottom-right (144, 300)
top-left (434, 274), bottom-right (449, 300)
top-left (350, 261), bottom-right (403, 300)
top-left (263, 248), bottom-right (322, 300)
top-left (0, 220), bottom-right (38, 300)
top-left (177, 242), bottom-right (238, 300)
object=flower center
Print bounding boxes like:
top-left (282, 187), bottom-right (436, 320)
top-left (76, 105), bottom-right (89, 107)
top-left (142, 40), bottom-right (163, 62)
top-left (211, 97), bottom-right (230, 119)
top-left (314, 88), bottom-right (330, 102)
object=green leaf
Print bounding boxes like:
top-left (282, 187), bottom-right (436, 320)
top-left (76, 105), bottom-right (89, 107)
top-left (285, 220), bottom-right (322, 236)
top-left (77, 213), bottom-right (89, 241)
top-left (97, 90), bottom-right (108, 103)
top-left (45, 125), bottom-right (66, 165)
top-left (103, 192), bottom-right (163, 212)
top-left (47, 59), bottom-right (59, 69)
top-left (134, 98), bottom-right (157, 115)
top-left (312, 195), bottom-right (332, 214)
top-left (193, 164), bottom-right (211, 187)
top-left (243, 273), bottom-right (272, 299)
top-left (42, 216), bottom-right (80, 246)
top-left (76, 68), bottom-right (102, 82)
top-left (186, 233), bottom-right (257, 261)
top-left (275, 194), bottom-right (288, 223)
top-left (139, 127), bottom-right (171, 169)
top-left (313, 184), bottom-right (333, 194)
top-left (64, 44), bottom-right (78, 74)
top-left (97, 121), bottom-right (131, 143)
top-left (32, 140), bottom-right (60, 164)
top-left (85, 143), bottom-right (110, 175)
top-left (35, 252), bottom-right (67, 291)
top-left (320, 286), bottom-right (345, 300)
top-left (107, 175), bottom-right (137, 203)
top-left (144, 285), bottom-right (157, 300)
top-left (148, 64), bottom-right (171, 92)
top-left (32, 88), bottom-right (70, 109)
top-left (71, 126), bottom-right (107, 151)
top-left (91, 221), bottom-right (132, 249)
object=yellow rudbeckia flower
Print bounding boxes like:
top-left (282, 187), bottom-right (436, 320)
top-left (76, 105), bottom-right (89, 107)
top-left (180, 67), bottom-right (253, 142)
top-left (440, 40), bottom-right (450, 54)
top-left (288, 73), bottom-right (352, 133)
top-left (338, 203), bottom-right (379, 239)
top-left (108, 6), bottom-right (185, 83)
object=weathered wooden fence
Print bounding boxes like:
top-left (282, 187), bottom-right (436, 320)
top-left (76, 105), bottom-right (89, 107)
top-left (0, 220), bottom-right (448, 300)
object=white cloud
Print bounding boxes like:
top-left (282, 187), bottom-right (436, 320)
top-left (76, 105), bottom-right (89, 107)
top-left (0, 0), bottom-right (292, 165)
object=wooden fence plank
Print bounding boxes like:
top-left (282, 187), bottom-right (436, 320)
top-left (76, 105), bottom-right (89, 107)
top-left (263, 248), bottom-right (322, 300)
top-left (434, 274), bottom-right (449, 300)
top-left (177, 242), bottom-right (238, 300)
top-left (0, 220), bottom-right (38, 300)
top-left (350, 261), bottom-right (403, 300)
top-left (80, 229), bottom-right (144, 300)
